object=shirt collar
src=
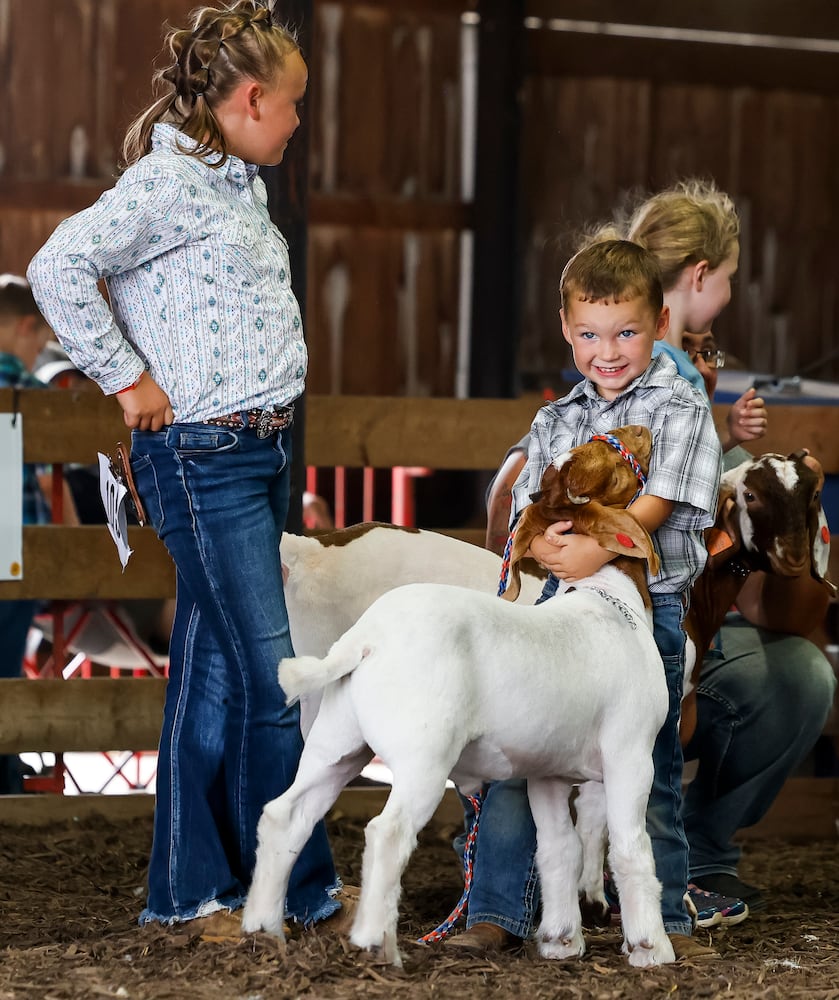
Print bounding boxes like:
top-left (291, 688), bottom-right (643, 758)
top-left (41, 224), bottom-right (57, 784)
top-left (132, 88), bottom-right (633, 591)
top-left (565, 352), bottom-right (678, 406)
top-left (151, 123), bottom-right (259, 183)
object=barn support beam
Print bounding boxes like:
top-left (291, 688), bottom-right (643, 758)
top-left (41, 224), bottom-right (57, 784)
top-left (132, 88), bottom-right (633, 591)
top-left (260, 0), bottom-right (314, 534)
top-left (468, 1), bottom-right (525, 399)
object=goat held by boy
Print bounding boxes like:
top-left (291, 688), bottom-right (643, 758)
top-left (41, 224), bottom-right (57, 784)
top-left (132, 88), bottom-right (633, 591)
top-left (244, 427), bottom-right (677, 967)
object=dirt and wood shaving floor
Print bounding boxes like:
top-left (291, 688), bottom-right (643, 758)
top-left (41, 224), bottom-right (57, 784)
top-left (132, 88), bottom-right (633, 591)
top-left (1, 810), bottom-right (838, 1000)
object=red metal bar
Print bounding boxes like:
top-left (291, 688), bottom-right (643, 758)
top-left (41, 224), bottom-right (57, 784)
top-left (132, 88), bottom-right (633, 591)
top-left (362, 467), bottom-right (375, 522)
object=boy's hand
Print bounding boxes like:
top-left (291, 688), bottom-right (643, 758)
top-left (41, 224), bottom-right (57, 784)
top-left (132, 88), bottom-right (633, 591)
top-left (727, 387), bottom-right (767, 445)
top-left (529, 522), bottom-right (614, 583)
top-left (117, 374), bottom-right (174, 431)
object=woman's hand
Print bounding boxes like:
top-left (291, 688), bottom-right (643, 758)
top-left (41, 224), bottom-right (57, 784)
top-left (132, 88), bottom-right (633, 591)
top-left (117, 374), bottom-right (174, 431)
top-left (726, 387), bottom-right (767, 446)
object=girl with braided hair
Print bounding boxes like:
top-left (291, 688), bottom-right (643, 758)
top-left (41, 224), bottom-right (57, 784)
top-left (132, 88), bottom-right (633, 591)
top-left (28, 1), bottom-right (352, 935)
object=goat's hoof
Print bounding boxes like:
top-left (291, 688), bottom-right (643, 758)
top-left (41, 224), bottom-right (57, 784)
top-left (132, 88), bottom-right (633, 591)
top-left (352, 943), bottom-right (403, 969)
top-left (241, 910), bottom-right (286, 940)
top-left (350, 931), bottom-right (402, 968)
top-left (537, 932), bottom-right (585, 960)
top-left (626, 936), bottom-right (676, 967)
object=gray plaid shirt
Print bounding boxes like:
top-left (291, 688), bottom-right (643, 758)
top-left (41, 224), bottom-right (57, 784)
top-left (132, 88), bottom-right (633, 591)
top-left (512, 354), bottom-right (722, 595)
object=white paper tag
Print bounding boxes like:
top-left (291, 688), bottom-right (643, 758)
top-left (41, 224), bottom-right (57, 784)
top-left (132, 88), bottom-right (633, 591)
top-left (98, 451), bottom-right (133, 570)
top-left (0, 413), bottom-right (24, 580)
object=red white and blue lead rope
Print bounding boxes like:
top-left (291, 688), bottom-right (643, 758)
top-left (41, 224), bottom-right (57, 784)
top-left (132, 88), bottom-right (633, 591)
top-left (418, 791), bottom-right (484, 943)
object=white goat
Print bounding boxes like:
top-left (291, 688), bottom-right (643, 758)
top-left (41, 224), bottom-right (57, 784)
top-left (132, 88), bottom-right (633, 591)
top-left (282, 524), bottom-right (544, 735)
top-left (244, 432), bottom-right (676, 968)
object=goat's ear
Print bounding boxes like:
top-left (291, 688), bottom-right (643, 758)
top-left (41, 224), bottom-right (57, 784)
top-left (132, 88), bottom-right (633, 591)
top-left (810, 505), bottom-right (837, 596)
top-left (503, 506), bottom-right (548, 602)
top-left (582, 504), bottom-right (660, 577)
top-left (705, 496), bottom-right (741, 568)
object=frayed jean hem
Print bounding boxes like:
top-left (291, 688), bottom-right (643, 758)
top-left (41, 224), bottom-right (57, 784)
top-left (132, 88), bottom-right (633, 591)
top-left (465, 911), bottom-right (531, 939)
top-left (663, 921), bottom-right (693, 937)
top-left (139, 893), bottom-right (246, 926)
top-left (290, 878), bottom-right (346, 928)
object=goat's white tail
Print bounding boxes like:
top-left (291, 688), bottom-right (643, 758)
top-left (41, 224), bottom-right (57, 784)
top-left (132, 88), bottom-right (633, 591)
top-left (279, 643), bottom-right (368, 702)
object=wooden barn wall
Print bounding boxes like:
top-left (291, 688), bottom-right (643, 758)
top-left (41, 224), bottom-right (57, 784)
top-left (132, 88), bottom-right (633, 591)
top-left (3, 1), bottom-right (839, 393)
top-left (516, 7), bottom-right (839, 388)
top-left (0, 0), bottom-right (470, 398)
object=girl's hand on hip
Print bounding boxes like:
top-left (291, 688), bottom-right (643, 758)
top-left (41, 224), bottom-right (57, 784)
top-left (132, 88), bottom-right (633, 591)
top-left (117, 375), bottom-right (175, 431)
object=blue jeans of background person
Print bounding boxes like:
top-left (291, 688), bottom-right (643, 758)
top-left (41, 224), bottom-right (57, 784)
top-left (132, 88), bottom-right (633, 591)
top-left (130, 423), bottom-right (338, 925)
top-left (684, 612), bottom-right (836, 877)
top-left (0, 599), bottom-right (38, 794)
top-left (459, 578), bottom-right (692, 937)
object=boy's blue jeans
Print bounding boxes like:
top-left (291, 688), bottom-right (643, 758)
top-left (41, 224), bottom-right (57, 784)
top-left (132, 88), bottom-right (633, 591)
top-left (461, 582), bottom-right (692, 937)
top-left (130, 423), bottom-right (338, 925)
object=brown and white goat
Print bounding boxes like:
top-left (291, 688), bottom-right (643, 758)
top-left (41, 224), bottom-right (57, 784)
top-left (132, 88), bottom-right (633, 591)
top-left (501, 424), bottom-right (652, 602)
top-left (244, 431), bottom-right (676, 967)
top-left (680, 450), bottom-right (835, 742)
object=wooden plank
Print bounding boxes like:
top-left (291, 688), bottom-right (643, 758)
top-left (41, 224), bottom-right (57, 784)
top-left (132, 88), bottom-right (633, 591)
top-left (0, 678), bottom-right (167, 753)
top-left (525, 0), bottom-right (839, 41)
top-left (0, 793), bottom-right (157, 826)
top-left (3, 390), bottom-right (838, 472)
top-left (0, 388), bottom-right (127, 464)
top-left (524, 30), bottom-right (839, 96)
top-left (0, 527), bottom-right (174, 600)
top-left (0, 785), bottom-right (465, 830)
top-left (3, 778), bottom-right (835, 839)
top-left (310, 195), bottom-right (470, 230)
top-left (0, 179), bottom-right (108, 212)
top-left (321, 0), bottom-right (476, 11)
top-left (303, 394), bottom-right (539, 467)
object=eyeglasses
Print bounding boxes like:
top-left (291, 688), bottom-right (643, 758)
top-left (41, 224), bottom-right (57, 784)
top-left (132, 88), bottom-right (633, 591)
top-left (688, 349), bottom-right (726, 370)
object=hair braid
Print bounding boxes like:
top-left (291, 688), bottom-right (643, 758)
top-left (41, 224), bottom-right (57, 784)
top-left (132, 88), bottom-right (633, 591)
top-left (121, 1), bottom-right (299, 169)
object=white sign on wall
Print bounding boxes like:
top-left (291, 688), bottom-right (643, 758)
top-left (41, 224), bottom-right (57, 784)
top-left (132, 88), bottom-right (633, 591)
top-left (0, 414), bottom-right (24, 581)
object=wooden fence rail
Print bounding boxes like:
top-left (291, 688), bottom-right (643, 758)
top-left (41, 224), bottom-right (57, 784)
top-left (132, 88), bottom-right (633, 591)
top-left (1, 388), bottom-right (837, 831)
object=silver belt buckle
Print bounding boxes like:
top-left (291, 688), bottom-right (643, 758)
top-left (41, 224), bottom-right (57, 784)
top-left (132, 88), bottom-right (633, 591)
top-left (255, 407), bottom-right (275, 439)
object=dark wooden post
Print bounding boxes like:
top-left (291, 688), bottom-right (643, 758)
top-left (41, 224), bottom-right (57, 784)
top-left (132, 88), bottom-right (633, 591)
top-left (468, 0), bottom-right (524, 399)
top-left (260, 1), bottom-right (314, 534)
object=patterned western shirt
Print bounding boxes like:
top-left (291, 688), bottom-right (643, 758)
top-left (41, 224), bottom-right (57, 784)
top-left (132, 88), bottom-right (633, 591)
top-left (0, 353), bottom-right (50, 525)
top-left (511, 353), bottom-right (722, 596)
top-left (27, 124), bottom-right (306, 422)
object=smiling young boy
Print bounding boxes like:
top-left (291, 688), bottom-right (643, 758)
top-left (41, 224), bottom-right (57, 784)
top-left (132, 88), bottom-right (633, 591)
top-left (449, 240), bottom-right (723, 961)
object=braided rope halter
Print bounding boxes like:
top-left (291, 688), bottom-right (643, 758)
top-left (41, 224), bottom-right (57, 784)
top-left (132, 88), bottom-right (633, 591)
top-left (420, 432), bottom-right (647, 943)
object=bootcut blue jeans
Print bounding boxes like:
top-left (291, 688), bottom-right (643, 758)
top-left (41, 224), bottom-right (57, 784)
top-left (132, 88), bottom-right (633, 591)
top-left (130, 423), bottom-right (338, 925)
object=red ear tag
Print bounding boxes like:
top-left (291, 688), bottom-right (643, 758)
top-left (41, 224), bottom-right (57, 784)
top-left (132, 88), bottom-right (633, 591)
top-left (615, 532), bottom-right (635, 548)
top-left (821, 525), bottom-right (830, 544)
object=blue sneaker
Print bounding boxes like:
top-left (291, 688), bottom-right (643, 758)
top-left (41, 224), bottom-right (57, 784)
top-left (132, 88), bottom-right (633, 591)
top-left (687, 883), bottom-right (749, 928)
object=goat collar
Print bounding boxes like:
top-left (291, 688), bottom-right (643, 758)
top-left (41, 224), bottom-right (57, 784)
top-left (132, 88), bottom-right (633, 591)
top-left (567, 584), bottom-right (639, 630)
top-left (588, 433), bottom-right (647, 500)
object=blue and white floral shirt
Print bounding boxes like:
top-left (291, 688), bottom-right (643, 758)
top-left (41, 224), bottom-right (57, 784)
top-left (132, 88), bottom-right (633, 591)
top-left (27, 124), bottom-right (306, 422)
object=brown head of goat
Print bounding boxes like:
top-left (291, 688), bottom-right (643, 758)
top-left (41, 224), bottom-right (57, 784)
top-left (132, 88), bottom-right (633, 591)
top-left (503, 424), bottom-right (659, 602)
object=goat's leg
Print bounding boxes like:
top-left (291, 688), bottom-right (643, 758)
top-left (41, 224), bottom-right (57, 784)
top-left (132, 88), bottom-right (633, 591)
top-left (350, 768), bottom-right (450, 967)
top-left (602, 755), bottom-right (675, 967)
top-left (528, 777), bottom-right (586, 960)
top-left (574, 781), bottom-right (611, 926)
top-left (243, 726), bottom-right (370, 937)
